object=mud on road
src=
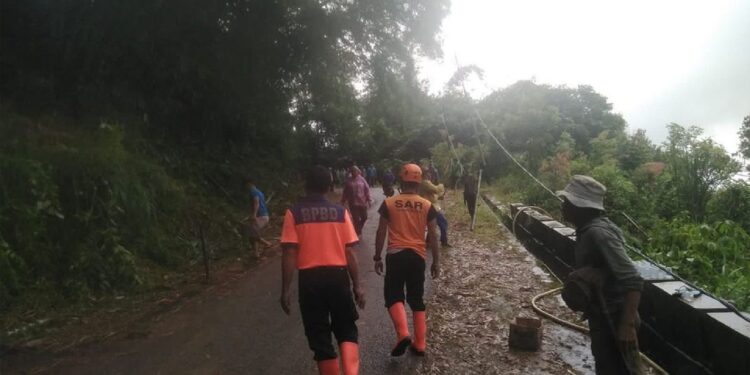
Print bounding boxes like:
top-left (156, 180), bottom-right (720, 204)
top-left (418, 191), bottom-right (595, 375)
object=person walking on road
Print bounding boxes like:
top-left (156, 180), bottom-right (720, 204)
top-left (279, 166), bottom-right (366, 375)
top-left (462, 172), bottom-right (478, 220)
top-left (245, 176), bottom-right (272, 254)
top-left (558, 175), bottom-right (644, 375)
top-left (342, 166), bottom-right (371, 236)
top-left (381, 168), bottom-right (396, 197)
top-left (419, 170), bottom-right (451, 247)
top-left (374, 163), bottom-right (440, 357)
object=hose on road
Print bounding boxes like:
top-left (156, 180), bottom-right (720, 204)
top-left (488, 202), bottom-right (669, 374)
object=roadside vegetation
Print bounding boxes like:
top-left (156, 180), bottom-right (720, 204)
top-left (1, 0), bottom-right (748, 347)
top-left (427, 81), bottom-right (750, 310)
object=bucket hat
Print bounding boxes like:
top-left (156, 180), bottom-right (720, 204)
top-left (556, 175), bottom-right (606, 211)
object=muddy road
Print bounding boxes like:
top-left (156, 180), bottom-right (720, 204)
top-left (6, 188), bottom-right (599, 375)
top-left (6, 188), bottom-right (430, 375)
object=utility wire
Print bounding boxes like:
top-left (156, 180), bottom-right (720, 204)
top-left (447, 58), bottom-right (746, 321)
top-left (472, 108), bottom-right (561, 202)
top-left (440, 113), bottom-right (465, 176)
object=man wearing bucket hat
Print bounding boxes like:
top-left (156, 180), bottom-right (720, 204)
top-left (558, 175), bottom-right (644, 375)
top-left (374, 163), bottom-right (440, 357)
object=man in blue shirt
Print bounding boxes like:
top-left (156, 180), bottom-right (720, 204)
top-left (245, 176), bottom-right (272, 253)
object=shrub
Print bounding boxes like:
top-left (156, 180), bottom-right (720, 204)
top-left (647, 218), bottom-right (750, 310)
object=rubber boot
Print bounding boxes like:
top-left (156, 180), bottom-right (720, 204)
top-left (340, 341), bottom-right (359, 375)
top-left (411, 311), bottom-right (426, 356)
top-left (388, 302), bottom-right (411, 356)
top-left (317, 358), bottom-right (340, 375)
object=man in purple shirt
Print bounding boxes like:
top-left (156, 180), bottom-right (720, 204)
top-left (341, 166), bottom-right (371, 235)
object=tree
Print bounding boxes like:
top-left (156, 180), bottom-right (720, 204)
top-left (618, 129), bottom-right (656, 172)
top-left (0, 0), bottom-right (450, 162)
top-left (708, 181), bottom-right (750, 233)
top-left (739, 115), bottom-right (750, 169)
top-left (663, 123), bottom-right (741, 221)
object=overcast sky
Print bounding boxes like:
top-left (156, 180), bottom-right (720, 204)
top-left (418, 0), bottom-right (750, 154)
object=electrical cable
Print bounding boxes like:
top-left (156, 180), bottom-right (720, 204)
top-left (439, 113), bottom-right (465, 175)
top-left (472, 108), bottom-right (562, 202)
top-left (469, 105), bottom-right (750, 324)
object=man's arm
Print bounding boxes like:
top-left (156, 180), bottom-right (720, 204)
top-left (427, 218), bottom-right (440, 278)
top-left (364, 181), bottom-right (371, 205)
top-left (345, 247), bottom-right (365, 308)
top-left (252, 196), bottom-right (260, 218)
top-left (619, 290), bottom-right (641, 351)
top-left (374, 216), bottom-right (388, 275)
top-left (280, 245), bottom-right (298, 314)
top-left (591, 228), bottom-right (643, 351)
top-left (421, 180), bottom-right (439, 195)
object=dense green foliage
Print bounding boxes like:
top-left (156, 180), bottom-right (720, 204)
top-left (1, 0), bottom-right (747, 315)
top-left (0, 0), bottom-right (451, 311)
top-left (431, 81), bottom-right (748, 309)
top-left (648, 218), bottom-right (750, 309)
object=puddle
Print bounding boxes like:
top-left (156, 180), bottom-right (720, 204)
top-left (546, 324), bottom-right (595, 375)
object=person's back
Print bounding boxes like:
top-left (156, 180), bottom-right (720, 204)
top-left (380, 193), bottom-right (434, 256)
top-left (374, 163), bottom-right (440, 358)
top-left (382, 170), bottom-right (396, 197)
top-left (280, 166), bottom-right (364, 375)
top-left (342, 167), bottom-right (371, 235)
top-left (343, 172), bottom-right (370, 208)
top-left (463, 174), bottom-right (477, 194)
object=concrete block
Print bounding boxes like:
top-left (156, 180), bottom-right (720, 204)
top-left (509, 316), bottom-right (543, 351)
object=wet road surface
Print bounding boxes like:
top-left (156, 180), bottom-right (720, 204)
top-left (12, 188), bottom-right (431, 375)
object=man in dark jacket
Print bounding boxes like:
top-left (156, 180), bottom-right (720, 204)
top-left (558, 175), bottom-right (644, 375)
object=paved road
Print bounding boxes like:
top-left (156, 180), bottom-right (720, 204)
top-left (18, 188), bottom-right (431, 375)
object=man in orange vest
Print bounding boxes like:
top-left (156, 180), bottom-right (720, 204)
top-left (280, 166), bottom-right (366, 375)
top-left (374, 163), bottom-right (440, 357)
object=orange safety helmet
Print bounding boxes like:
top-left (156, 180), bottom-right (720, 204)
top-left (400, 163), bottom-right (423, 183)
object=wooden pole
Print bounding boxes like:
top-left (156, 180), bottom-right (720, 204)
top-left (199, 220), bottom-right (210, 282)
top-left (470, 168), bottom-right (483, 231)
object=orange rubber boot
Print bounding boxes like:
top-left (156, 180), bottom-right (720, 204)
top-left (340, 341), bottom-right (360, 375)
top-left (388, 302), bottom-right (412, 356)
top-left (317, 358), bottom-right (340, 375)
top-left (412, 311), bottom-right (426, 356)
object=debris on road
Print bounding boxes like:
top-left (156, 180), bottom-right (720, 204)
top-left (419, 191), bottom-right (595, 374)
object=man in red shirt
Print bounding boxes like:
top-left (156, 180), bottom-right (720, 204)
top-left (374, 163), bottom-right (440, 357)
top-left (280, 166), bottom-right (366, 375)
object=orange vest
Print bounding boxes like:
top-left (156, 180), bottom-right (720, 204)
top-left (280, 195), bottom-right (359, 269)
top-left (379, 193), bottom-right (437, 258)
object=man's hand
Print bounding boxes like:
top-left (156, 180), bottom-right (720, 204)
top-left (431, 262), bottom-right (440, 279)
top-left (617, 322), bottom-right (638, 353)
top-left (353, 286), bottom-right (366, 309)
top-left (280, 290), bottom-right (292, 315)
top-left (374, 260), bottom-right (384, 276)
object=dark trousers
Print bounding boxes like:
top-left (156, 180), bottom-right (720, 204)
top-left (436, 212), bottom-right (448, 245)
top-left (349, 205), bottom-right (368, 235)
top-left (588, 311), bottom-right (642, 375)
top-left (299, 267), bottom-right (359, 361)
top-left (384, 250), bottom-right (426, 311)
top-left (463, 192), bottom-right (477, 218)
